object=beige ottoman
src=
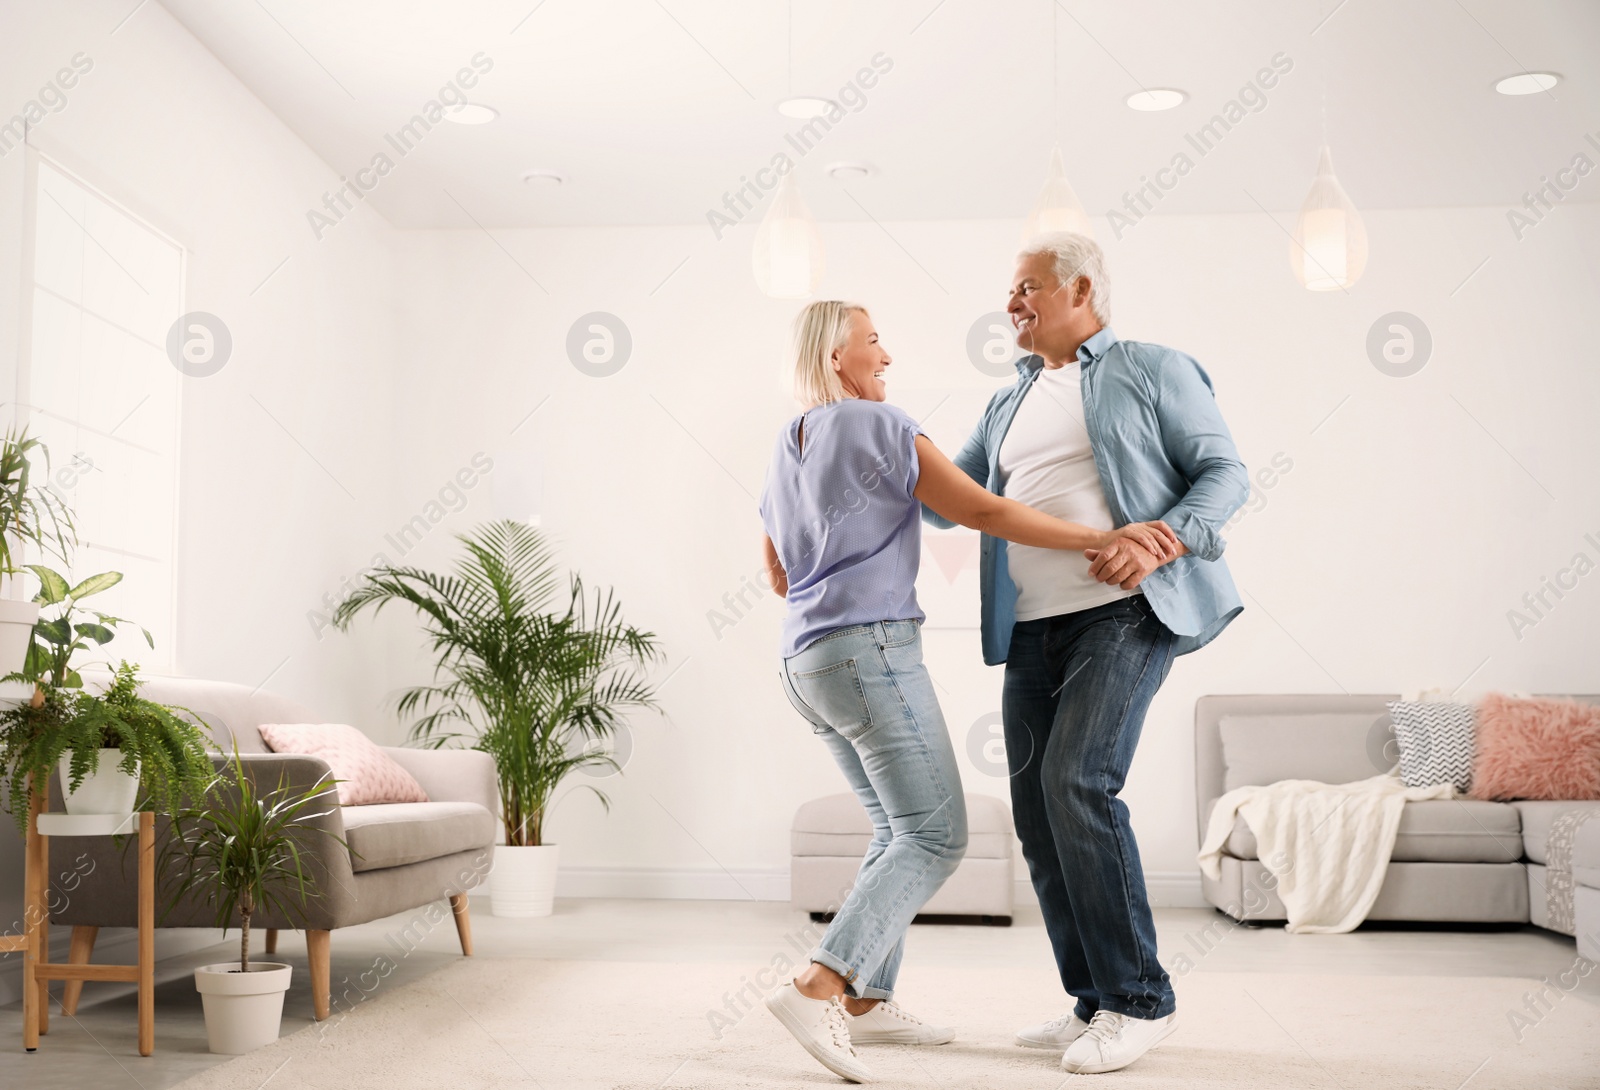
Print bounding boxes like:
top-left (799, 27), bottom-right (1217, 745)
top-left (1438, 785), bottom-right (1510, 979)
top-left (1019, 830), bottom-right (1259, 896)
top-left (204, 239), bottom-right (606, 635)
top-left (790, 792), bottom-right (1015, 925)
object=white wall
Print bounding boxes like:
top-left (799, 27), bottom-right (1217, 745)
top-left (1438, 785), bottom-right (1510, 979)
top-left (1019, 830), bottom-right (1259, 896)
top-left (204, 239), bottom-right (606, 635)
top-left (0, 1), bottom-right (407, 997)
top-left (388, 203), bottom-right (1600, 903)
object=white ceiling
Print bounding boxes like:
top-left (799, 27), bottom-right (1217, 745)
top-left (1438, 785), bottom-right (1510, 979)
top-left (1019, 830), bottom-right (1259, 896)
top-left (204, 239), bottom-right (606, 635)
top-left (160, 0), bottom-right (1600, 228)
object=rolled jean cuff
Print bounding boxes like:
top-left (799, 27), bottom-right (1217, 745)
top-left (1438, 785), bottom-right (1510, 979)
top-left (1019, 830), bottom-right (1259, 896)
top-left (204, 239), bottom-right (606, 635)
top-left (1095, 994), bottom-right (1176, 1021)
top-left (808, 947), bottom-right (894, 1001)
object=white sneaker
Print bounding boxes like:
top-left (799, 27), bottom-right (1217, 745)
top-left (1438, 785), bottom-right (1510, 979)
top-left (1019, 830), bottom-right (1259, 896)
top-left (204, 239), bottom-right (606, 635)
top-left (1060, 1010), bottom-right (1176, 1074)
top-left (848, 1001), bottom-right (955, 1045)
top-left (1015, 1012), bottom-right (1090, 1050)
top-left (764, 983), bottom-right (872, 1083)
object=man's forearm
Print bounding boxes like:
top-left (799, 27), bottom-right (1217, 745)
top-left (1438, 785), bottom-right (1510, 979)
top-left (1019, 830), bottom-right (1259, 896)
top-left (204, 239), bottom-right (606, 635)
top-left (1158, 457), bottom-right (1247, 561)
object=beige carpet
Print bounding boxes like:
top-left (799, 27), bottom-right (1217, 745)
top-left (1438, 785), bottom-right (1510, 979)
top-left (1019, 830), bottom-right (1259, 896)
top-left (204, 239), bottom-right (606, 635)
top-left (174, 957), bottom-right (1600, 1089)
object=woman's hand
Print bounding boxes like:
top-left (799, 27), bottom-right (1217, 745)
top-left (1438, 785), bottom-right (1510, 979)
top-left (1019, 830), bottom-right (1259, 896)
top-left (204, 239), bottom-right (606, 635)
top-left (1103, 520), bottom-right (1182, 561)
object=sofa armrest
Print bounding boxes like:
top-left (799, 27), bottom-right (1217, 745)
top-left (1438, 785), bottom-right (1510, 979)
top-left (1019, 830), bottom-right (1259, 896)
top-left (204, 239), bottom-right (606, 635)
top-left (229, 752), bottom-right (348, 839)
top-left (51, 752), bottom-right (358, 931)
top-left (384, 746), bottom-right (498, 820)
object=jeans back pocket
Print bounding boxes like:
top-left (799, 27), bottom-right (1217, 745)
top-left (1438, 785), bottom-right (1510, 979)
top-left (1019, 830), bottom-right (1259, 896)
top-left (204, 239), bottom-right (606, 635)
top-left (792, 658), bottom-right (875, 740)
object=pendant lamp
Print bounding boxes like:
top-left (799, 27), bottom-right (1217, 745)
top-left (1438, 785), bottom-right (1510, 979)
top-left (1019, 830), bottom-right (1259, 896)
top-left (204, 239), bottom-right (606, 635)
top-left (1290, 146), bottom-right (1367, 291)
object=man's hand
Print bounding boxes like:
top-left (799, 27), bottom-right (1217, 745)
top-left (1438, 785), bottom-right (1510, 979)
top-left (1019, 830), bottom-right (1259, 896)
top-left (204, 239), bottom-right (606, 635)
top-left (1102, 520), bottom-right (1182, 561)
top-left (1084, 532), bottom-right (1187, 590)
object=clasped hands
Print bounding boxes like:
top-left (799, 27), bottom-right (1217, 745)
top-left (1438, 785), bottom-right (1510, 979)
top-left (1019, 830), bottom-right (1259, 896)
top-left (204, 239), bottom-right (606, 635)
top-left (1084, 521), bottom-right (1186, 590)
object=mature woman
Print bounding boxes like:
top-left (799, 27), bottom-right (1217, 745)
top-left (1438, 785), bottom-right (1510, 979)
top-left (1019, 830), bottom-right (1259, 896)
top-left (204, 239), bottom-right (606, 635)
top-left (757, 301), bottom-right (1178, 1083)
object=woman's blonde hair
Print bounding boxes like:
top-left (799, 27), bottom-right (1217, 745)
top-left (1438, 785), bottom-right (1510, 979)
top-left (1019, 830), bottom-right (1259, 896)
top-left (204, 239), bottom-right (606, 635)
top-left (789, 300), bottom-right (866, 407)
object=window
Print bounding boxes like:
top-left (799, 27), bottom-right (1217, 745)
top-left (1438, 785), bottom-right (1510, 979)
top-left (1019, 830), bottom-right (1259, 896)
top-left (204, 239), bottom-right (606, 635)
top-left (20, 157), bottom-right (183, 671)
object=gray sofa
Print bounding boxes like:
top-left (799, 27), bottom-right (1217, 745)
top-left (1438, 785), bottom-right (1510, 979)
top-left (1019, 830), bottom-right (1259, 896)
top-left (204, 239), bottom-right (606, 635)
top-left (1195, 694), bottom-right (1600, 958)
top-left (47, 673), bottom-right (498, 1020)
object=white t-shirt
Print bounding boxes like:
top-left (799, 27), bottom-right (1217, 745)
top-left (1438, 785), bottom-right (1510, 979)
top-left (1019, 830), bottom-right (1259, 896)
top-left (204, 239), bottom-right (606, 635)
top-left (998, 361), bottom-right (1137, 621)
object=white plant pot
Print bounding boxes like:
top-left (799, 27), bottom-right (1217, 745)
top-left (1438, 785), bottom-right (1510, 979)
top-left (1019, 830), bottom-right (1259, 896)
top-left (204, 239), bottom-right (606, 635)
top-left (194, 962), bottom-right (292, 1055)
top-left (489, 844), bottom-right (560, 917)
top-left (58, 750), bottom-right (140, 816)
top-left (0, 598), bottom-right (39, 675)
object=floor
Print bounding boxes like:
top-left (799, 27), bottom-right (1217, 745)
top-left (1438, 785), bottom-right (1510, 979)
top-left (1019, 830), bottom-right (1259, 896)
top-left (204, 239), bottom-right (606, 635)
top-left (2, 899), bottom-right (1596, 1089)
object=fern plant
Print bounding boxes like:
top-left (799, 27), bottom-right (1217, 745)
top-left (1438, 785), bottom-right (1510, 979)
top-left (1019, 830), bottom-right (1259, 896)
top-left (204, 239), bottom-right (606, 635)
top-left (0, 661), bottom-right (211, 835)
top-left (331, 519), bottom-right (661, 847)
top-left (161, 749), bottom-right (340, 972)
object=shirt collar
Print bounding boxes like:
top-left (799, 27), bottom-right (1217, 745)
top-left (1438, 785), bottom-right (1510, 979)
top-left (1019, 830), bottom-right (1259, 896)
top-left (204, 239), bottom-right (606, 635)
top-left (1015, 326), bottom-right (1119, 377)
top-left (1077, 326), bottom-right (1119, 366)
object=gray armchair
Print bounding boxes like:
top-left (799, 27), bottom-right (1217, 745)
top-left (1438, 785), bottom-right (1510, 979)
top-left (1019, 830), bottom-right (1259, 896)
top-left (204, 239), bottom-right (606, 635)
top-left (48, 672), bottom-right (497, 1020)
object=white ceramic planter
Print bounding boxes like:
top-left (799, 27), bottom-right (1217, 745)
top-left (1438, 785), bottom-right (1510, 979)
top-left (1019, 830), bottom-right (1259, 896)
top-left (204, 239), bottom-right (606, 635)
top-left (194, 962), bottom-right (292, 1054)
top-left (0, 598), bottom-right (39, 675)
top-left (489, 844), bottom-right (560, 917)
top-left (58, 750), bottom-right (140, 816)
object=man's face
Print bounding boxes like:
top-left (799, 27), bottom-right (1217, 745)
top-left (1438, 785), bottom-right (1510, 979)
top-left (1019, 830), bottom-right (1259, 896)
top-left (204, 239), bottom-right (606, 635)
top-left (1008, 251), bottom-right (1085, 361)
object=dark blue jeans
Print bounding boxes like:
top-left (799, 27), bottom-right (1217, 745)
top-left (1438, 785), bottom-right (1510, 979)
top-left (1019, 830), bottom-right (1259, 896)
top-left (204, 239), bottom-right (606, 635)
top-left (1003, 595), bottom-right (1178, 1021)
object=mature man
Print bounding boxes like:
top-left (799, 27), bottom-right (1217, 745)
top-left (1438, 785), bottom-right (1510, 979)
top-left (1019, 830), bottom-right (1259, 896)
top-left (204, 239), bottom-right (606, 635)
top-left (925, 232), bottom-right (1247, 1074)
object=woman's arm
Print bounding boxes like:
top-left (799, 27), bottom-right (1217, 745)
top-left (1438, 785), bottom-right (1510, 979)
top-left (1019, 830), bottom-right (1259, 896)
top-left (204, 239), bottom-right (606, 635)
top-left (761, 533), bottom-right (788, 597)
top-left (912, 435), bottom-right (1178, 557)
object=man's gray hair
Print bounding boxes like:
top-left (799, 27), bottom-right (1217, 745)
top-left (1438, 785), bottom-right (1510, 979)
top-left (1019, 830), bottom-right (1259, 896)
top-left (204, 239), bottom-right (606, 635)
top-left (1019, 232), bottom-right (1111, 325)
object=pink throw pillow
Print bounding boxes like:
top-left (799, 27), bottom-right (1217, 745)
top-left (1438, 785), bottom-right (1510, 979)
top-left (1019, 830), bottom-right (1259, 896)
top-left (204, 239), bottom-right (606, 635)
top-left (257, 723), bottom-right (429, 806)
top-left (1469, 695), bottom-right (1600, 801)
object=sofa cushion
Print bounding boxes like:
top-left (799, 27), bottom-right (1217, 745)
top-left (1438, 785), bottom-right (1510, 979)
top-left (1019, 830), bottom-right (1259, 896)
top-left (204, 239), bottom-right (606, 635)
top-left (1514, 800), bottom-right (1600, 865)
top-left (1471, 694), bottom-right (1600, 801)
top-left (341, 802), bottom-right (496, 873)
top-left (1219, 712), bottom-right (1391, 791)
top-left (1220, 799), bottom-right (1522, 863)
top-left (260, 723), bottom-right (430, 806)
top-left (1388, 701), bottom-right (1475, 793)
top-left (792, 792), bottom-right (1012, 859)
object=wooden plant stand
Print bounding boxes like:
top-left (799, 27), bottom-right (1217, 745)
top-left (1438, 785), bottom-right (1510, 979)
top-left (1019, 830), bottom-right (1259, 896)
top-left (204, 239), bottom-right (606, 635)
top-left (2, 781), bottom-right (155, 1056)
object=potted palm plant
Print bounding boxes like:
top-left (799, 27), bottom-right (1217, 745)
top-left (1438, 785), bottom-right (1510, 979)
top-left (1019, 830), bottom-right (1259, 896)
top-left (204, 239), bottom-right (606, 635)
top-left (0, 660), bottom-right (211, 833)
top-left (0, 428), bottom-right (75, 673)
top-left (163, 750), bottom-right (340, 1054)
top-left (333, 519), bottom-right (660, 917)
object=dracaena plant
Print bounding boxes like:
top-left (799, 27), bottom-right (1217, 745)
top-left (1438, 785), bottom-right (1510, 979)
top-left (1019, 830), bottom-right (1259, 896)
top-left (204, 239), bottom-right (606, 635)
top-left (161, 749), bottom-right (341, 972)
top-left (331, 519), bottom-right (661, 847)
top-left (0, 427), bottom-right (75, 584)
top-left (0, 661), bottom-right (212, 835)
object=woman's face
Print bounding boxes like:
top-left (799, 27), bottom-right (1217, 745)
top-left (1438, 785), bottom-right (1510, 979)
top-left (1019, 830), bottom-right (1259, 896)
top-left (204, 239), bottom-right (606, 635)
top-left (833, 311), bottom-right (892, 402)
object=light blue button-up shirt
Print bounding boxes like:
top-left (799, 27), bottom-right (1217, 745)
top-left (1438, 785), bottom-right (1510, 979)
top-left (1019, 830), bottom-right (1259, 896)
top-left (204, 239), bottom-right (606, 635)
top-left (923, 327), bottom-right (1249, 663)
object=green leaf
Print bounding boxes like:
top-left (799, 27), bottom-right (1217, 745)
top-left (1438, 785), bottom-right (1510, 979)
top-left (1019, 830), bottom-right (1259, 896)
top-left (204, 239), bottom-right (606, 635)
top-left (28, 565), bottom-right (69, 605)
top-left (74, 622), bottom-right (117, 645)
top-left (37, 616), bottom-right (72, 644)
top-left (67, 571), bottom-right (122, 600)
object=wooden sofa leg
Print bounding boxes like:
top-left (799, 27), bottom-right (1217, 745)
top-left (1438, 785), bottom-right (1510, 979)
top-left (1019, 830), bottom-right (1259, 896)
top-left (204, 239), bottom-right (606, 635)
top-left (61, 926), bottom-right (98, 1015)
top-left (449, 894), bottom-right (473, 956)
top-left (307, 930), bottom-right (330, 1021)
top-left (265, 929), bottom-right (278, 955)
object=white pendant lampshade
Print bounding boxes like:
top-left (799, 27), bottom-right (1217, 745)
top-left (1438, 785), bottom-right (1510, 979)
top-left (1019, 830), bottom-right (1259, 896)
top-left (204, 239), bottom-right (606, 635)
top-left (1290, 146), bottom-right (1367, 291)
top-left (1022, 148), bottom-right (1093, 243)
top-left (752, 172), bottom-right (825, 299)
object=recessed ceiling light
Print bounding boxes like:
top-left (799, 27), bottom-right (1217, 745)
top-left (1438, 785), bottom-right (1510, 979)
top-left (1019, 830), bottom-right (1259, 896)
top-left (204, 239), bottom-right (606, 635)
top-left (1125, 88), bottom-right (1187, 112)
top-left (826, 162), bottom-right (873, 182)
top-left (444, 103), bottom-right (499, 125)
top-left (1494, 71), bottom-right (1560, 95)
top-left (522, 170), bottom-right (565, 188)
top-left (777, 97), bottom-right (838, 119)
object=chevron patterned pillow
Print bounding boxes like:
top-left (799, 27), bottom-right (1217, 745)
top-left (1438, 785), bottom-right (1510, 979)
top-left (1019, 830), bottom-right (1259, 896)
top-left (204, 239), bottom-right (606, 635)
top-left (1387, 701), bottom-right (1475, 792)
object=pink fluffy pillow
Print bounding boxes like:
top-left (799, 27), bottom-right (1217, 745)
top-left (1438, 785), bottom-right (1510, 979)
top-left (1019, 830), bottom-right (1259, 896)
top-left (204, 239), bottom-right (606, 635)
top-left (257, 723), bottom-right (429, 807)
top-left (1469, 695), bottom-right (1600, 801)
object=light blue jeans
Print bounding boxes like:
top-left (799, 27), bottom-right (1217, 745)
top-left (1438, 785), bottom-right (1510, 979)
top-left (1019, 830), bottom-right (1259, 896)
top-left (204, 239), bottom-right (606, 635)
top-left (780, 620), bottom-right (968, 1000)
